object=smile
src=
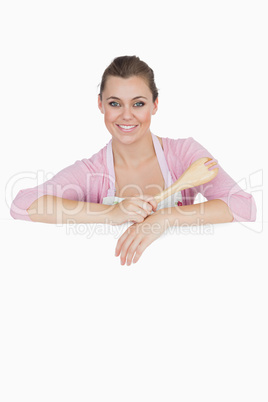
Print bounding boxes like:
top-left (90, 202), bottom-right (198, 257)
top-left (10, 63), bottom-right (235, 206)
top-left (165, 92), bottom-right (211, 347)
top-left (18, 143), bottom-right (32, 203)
top-left (116, 124), bottom-right (138, 132)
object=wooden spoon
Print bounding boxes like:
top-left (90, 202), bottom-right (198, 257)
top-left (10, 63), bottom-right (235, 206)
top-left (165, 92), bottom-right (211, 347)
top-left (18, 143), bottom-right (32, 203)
top-left (154, 157), bottom-right (219, 205)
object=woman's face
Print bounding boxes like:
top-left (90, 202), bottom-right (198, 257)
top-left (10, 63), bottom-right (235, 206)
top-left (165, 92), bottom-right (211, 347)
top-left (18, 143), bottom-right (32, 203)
top-left (98, 75), bottom-right (158, 144)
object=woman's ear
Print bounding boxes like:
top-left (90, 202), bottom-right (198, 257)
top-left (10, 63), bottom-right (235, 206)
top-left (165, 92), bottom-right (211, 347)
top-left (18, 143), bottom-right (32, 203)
top-left (152, 97), bottom-right (159, 115)
top-left (98, 94), bottom-right (104, 114)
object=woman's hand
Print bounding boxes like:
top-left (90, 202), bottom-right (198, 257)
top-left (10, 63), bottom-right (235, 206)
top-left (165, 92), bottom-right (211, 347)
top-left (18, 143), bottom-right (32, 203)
top-left (115, 210), bottom-right (167, 265)
top-left (109, 195), bottom-right (157, 225)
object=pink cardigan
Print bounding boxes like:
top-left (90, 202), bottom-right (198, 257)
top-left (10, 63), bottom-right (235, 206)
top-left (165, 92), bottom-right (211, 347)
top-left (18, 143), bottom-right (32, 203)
top-left (10, 136), bottom-right (256, 222)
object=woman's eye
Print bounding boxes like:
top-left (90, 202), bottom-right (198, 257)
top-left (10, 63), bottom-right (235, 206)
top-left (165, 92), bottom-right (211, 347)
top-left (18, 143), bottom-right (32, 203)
top-left (108, 101), bottom-right (145, 107)
top-left (109, 101), bottom-right (120, 107)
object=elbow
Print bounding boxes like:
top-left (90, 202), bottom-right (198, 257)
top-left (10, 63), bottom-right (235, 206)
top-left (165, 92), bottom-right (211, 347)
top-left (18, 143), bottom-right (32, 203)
top-left (10, 203), bottom-right (19, 220)
top-left (229, 193), bottom-right (257, 223)
top-left (10, 190), bottom-right (33, 222)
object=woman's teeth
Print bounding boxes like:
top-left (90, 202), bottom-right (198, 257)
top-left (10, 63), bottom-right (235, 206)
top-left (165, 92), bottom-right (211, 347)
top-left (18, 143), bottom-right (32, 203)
top-left (116, 124), bottom-right (138, 132)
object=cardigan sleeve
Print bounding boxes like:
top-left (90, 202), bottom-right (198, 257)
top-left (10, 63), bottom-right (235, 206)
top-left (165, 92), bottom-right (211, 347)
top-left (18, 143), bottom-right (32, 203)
top-left (10, 150), bottom-right (109, 222)
top-left (167, 137), bottom-right (256, 222)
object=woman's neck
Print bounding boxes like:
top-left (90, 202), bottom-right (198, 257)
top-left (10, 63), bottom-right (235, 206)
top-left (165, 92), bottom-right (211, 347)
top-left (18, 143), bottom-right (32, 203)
top-left (111, 131), bottom-right (156, 169)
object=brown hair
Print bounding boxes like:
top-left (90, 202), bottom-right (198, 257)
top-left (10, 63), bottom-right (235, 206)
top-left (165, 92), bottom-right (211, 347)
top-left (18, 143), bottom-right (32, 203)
top-left (98, 55), bottom-right (159, 102)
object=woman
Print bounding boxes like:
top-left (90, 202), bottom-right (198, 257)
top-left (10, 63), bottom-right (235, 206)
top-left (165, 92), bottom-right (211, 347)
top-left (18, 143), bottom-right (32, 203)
top-left (10, 55), bottom-right (256, 265)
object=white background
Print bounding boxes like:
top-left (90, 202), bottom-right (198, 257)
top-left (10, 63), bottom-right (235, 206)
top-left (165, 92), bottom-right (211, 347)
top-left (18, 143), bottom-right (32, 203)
top-left (1, 1), bottom-right (267, 401)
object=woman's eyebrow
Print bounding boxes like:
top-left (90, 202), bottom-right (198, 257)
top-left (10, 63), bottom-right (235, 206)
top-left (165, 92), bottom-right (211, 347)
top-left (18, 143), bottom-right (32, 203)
top-left (106, 96), bottom-right (148, 101)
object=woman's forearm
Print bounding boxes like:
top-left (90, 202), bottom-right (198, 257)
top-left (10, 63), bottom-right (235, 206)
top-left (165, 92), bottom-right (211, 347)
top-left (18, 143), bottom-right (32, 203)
top-left (27, 195), bottom-right (115, 224)
top-left (26, 196), bottom-right (234, 226)
top-left (159, 199), bottom-right (234, 226)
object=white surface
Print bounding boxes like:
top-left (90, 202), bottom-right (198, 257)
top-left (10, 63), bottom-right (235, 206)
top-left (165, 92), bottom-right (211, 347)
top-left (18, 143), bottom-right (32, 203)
top-left (1, 220), bottom-right (267, 401)
top-left (1, 0), bottom-right (267, 400)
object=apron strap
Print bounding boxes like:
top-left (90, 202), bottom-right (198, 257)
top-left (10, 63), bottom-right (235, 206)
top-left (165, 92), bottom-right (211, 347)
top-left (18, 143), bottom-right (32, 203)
top-left (151, 132), bottom-right (173, 189)
top-left (106, 139), bottom-right (116, 197)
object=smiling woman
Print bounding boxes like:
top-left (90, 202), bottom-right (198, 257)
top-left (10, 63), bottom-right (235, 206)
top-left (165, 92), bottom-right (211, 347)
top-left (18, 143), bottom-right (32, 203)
top-left (10, 55), bottom-right (256, 265)
top-left (98, 73), bottom-right (158, 151)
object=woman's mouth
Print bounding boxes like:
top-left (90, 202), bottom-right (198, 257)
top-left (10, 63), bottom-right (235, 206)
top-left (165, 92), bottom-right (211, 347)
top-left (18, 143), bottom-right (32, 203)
top-left (116, 124), bottom-right (138, 133)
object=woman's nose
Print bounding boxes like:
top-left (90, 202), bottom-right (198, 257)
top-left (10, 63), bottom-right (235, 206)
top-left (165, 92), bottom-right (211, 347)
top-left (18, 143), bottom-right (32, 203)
top-left (121, 106), bottom-right (134, 119)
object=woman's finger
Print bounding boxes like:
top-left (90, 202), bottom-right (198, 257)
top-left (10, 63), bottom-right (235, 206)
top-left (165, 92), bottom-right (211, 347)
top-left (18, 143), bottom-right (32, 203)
top-left (137, 195), bottom-right (157, 212)
top-left (120, 198), bottom-right (151, 216)
top-left (133, 239), bottom-right (149, 264)
top-left (120, 232), bottom-right (142, 265)
top-left (131, 194), bottom-right (156, 212)
top-left (125, 236), bottom-right (144, 266)
top-left (135, 207), bottom-right (149, 218)
top-left (115, 228), bottom-right (131, 257)
top-left (132, 238), bottom-right (150, 264)
top-left (115, 224), bottom-right (139, 256)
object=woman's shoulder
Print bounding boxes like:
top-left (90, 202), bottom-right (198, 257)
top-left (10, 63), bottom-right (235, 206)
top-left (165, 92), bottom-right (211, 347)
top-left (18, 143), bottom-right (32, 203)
top-left (160, 135), bottom-right (200, 153)
top-left (79, 141), bottom-right (109, 173)
top-left (160, 135), bottom-right (210, 172)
